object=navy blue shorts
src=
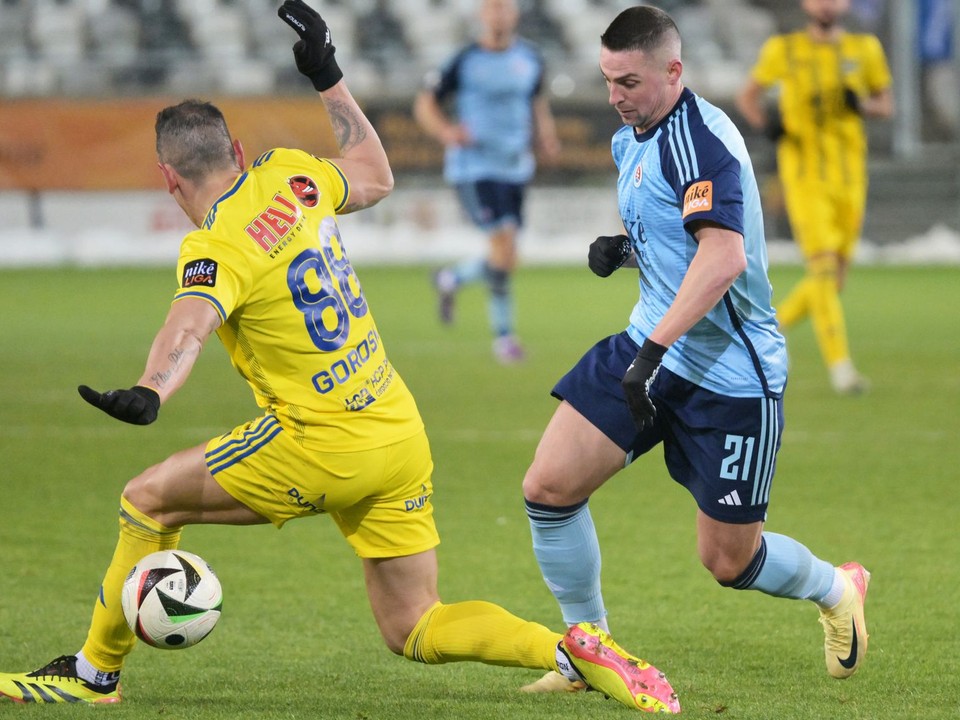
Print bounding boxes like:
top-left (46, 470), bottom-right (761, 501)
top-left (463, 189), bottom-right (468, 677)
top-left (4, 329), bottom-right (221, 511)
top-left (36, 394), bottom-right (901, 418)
top-left (455, 180), bottom-right (525, 231)
top-left (552, 332), bottom-right (783, 523)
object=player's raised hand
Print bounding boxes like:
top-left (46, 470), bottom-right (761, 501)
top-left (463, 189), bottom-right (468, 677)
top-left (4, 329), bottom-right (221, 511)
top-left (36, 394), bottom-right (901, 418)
top-left (621, 339), bottom-right (667, 432)
top-left (78, 385), bottom-right (160, 425)
top-left (588, 234), bottom-right (633, 277)
top-left (277, 0), bottom-right (343, 91)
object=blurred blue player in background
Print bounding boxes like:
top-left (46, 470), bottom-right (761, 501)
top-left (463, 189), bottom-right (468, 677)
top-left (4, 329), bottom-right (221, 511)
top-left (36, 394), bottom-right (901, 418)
top-left (414, 0), bottom-right (560, 363)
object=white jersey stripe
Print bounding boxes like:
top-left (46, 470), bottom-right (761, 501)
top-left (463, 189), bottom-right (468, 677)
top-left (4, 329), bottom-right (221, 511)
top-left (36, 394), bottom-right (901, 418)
top-left (752, 398), bottom-right (778, 505)
top-left (751, 397), bottom-right (769, 506)
top-left (678, 107), bottom-right (700, 178)
top-left (666, 118), bottom-right (689, 182)
top-left (759, 397), bottom-right (779, 504)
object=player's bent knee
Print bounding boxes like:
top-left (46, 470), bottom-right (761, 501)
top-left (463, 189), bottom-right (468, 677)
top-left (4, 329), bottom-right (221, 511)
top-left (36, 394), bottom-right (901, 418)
top-left (370, 612), bottom-right (417, 656)
top-left (710, 543), bottom-right (766, 591)
top-left (522, 461), bottom-right (587, 506)
top-left (121, 477), bottom-right (160, 517)
top-left (808, 252), bottom-right (842, 279)
top-left (382, 631), bottom-right (408, 656)
top-left (710, 565), bottom-right (745, 586)
top-left (701, 555), bottom-right (745, 585)
top-left (521, 470), bottom-right (544, 502)
top-left (522, 475), bottom-right (568, 506)
top-left (698, 541), bottom-right (761, 586)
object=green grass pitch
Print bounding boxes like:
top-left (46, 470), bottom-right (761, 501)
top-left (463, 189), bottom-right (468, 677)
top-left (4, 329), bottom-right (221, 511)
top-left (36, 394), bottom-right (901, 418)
top-left (0, 263), bottom-right (957, 719)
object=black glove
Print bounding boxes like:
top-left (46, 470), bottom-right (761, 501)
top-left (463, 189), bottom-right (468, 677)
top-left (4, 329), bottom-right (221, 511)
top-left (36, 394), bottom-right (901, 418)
top-left (588, 234), bottom-right (633, 277)
top-left (843, 87), bottom-right (861, 115)
top-left (764, 108), bottom-right (785, 142)
top-left (277, 0), bottom-right (343, 91)
top-left (621, 339), bottom-right (667, 432)
top-left (78, 385), bottom-right (160, 426)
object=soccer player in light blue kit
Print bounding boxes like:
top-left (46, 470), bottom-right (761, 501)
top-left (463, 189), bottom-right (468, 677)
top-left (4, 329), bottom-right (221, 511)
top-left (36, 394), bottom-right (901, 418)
top-left (520, 5), bottom-right (871, 696)
top-left (414, 0), bottom-right (559, 363)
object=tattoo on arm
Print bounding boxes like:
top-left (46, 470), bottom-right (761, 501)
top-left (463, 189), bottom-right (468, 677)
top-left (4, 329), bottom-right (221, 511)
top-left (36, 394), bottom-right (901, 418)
top-left (325, 98), bottom-right (367, 154)
top-left (149, 347), bottom-right (186, 389)
top-left (343, 197), bottom-right (379, 212)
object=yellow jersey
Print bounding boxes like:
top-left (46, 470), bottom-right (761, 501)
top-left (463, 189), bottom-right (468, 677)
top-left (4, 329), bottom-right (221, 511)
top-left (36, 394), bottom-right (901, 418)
top-left (749, 31), bottom-right (891, 187)
top-left (173, 147), bottom-right (422, 451)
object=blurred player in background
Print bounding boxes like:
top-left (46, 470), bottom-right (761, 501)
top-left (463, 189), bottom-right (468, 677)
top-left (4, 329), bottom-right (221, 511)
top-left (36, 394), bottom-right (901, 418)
top-left (520, 5), bottom-right (871, 695)
top-left (414, 0), bottom-right (560, 364)
top-left (0, 1), bottom-right (678, 712)
top-left (736, 0), bottom-right (893, 394)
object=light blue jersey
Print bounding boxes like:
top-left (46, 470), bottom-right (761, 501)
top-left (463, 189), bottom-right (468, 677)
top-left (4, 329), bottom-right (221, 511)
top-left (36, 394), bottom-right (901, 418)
top-left (429, 40), bottom-right (544, 184)
top-left (616, 88), bottom-right (787, 397)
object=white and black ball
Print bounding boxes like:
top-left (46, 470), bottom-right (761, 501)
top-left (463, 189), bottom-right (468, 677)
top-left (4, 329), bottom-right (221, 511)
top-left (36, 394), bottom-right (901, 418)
top-left (121, 550), bottom-right (223, 649)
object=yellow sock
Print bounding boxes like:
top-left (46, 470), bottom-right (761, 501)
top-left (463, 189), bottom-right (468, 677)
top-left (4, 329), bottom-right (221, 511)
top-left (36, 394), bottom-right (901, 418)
top-left (807, 272), bottom-right (850, 366)
top-left (80, 496), bottom-right (182, 672)
top-left (775, 275), bottom-right (813, 329)
top-left (403, 600), bottom-right (561, 671)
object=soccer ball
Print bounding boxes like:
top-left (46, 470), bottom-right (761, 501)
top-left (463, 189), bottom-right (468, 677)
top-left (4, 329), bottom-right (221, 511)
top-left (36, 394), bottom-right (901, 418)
top-left (121, 550), bottom-right (223, 649)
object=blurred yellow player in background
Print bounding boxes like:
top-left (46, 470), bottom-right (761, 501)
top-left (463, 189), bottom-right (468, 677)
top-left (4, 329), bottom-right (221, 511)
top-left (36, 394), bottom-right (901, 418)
top-left (737, 0), bottom-right (893, 394)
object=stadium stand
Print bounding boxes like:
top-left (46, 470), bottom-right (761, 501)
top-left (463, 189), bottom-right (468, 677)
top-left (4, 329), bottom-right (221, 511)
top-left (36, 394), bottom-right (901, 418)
top-left (0, 0), bottom-right (957, 265)
top-left (0, 0), bottom-right (783, 101)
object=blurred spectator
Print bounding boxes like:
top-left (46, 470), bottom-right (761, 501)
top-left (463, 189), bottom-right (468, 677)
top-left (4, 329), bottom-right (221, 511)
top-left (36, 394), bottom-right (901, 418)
top-left (918, 0), bottom-right (958, 139)
top-left (88, 0), bottom-right (140, 69)
top-left (29, 0), bottom-right (87, 65)
top-left (130, 0), bottom-right (195, 88)
top-left (0, 0), bottom-right (30, 58)
top-left (518, 0), bottom-right (569, 61)
top-left (355, 0), bottom-right (414, 74)
top-left (850, 0), bottom-right (885, 30)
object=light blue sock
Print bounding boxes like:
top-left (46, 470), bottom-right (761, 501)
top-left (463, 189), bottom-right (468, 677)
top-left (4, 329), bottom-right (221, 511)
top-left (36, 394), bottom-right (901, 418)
top-left (451, 257), bottom-right (487, 287)
top-left (724, 532), bottom-right (837, 605)
top-left (488, 293), bottom-right (513, 338)
top-left (486, 267), bottom-right (513, 337)
top-left (525, 499), bottom-right (607, 627)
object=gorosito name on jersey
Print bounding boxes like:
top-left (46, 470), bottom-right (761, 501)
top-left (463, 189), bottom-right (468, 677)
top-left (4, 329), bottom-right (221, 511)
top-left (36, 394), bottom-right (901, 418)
top-left (311, 328), bottom-right (383, 393)
top-left (311, 330), bottom-right (398, 413)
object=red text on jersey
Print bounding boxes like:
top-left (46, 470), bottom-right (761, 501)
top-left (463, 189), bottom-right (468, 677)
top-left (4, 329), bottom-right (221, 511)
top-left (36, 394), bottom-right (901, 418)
top-left (244, 193), bottom-right (302, 252)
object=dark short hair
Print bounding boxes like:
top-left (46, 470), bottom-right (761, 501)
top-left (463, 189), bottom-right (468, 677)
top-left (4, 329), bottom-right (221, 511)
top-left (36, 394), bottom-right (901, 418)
top-left (600, 5), bottom-right (681, 54)
top-left (155, 100), bottom-right (236, 181)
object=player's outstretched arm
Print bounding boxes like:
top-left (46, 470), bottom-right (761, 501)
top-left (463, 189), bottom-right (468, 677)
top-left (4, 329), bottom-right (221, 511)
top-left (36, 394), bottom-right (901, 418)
top-left (857, 86), bottom-right (894, 120)
top-left (413, 89), bottom-right (470, 148)
top-left (79, 298), bottom-right (221, 425)
top-left (735, 78), bottom-right (772, 134)
top-left (278, 0), bottom-right (393, 213)
top-left (532, 94), bottom-right (561, 162)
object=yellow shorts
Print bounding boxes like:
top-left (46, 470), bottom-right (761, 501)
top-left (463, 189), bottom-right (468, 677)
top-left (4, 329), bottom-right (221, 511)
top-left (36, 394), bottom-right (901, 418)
top-left (205, 415), bottom-right (439, 559)
top-left (782, 177), bottom-right (865, 262)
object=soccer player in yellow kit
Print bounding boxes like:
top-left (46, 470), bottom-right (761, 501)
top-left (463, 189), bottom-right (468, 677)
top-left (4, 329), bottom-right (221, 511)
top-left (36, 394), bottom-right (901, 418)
top-left (0, 1), bottom-right (679, 713)
top-left (737, 0), bottom-right (893, 394)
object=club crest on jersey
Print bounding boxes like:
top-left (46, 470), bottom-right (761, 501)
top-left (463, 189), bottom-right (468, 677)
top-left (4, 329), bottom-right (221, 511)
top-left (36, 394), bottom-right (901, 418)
top-left (182, 258), bottom-right (218, 288)
top-left (633, 162), bottom-right (643, 188)
top-left (288, 174), bottom-right (320, 208)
